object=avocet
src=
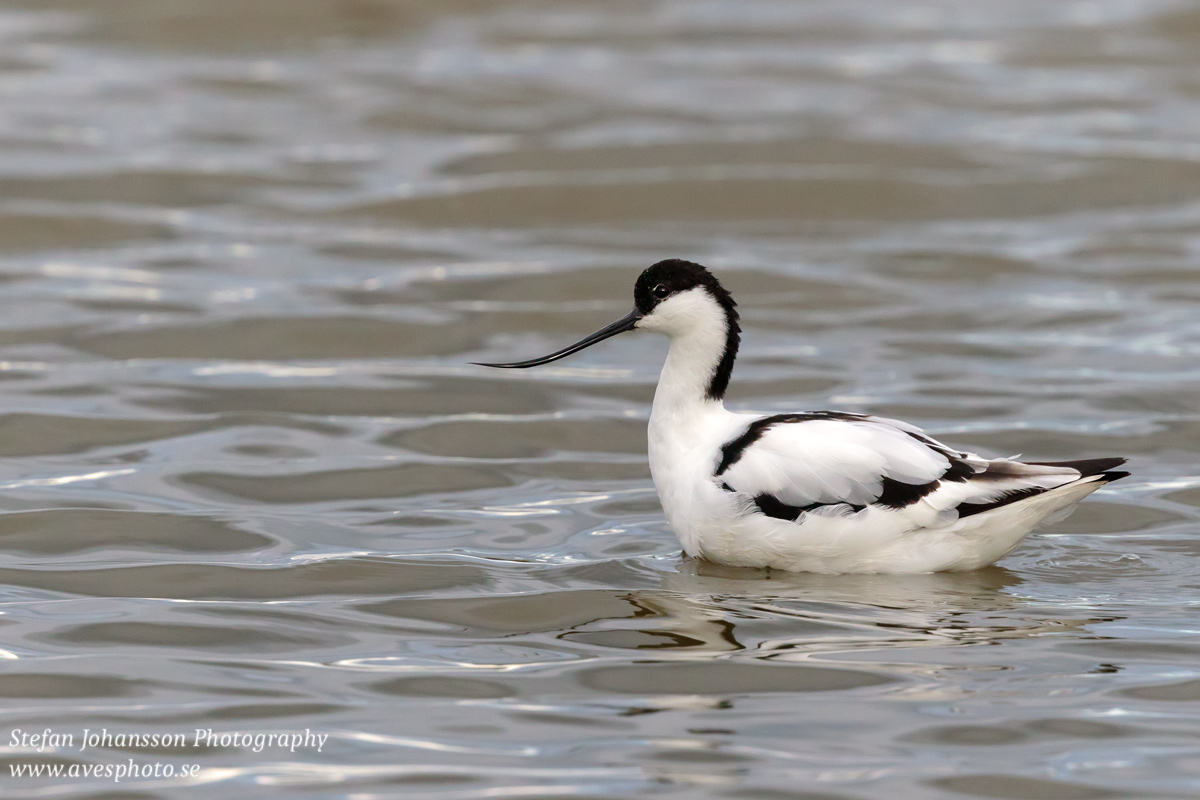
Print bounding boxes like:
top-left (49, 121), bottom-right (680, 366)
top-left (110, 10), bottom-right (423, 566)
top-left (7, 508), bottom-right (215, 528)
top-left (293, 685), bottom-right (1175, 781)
top-left (477, 260), bottom-right (1128, 573)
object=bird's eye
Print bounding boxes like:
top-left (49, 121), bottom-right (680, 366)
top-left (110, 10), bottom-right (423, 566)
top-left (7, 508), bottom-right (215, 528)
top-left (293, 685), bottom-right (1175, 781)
top-left (653, 284), bottom-right (669, 299)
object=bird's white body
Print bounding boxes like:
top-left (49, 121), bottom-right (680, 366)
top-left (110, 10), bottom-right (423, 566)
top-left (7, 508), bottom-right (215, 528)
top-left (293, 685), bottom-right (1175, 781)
top-left (641, 286), bottom-right (1119, 573)
top-left (482, 260), bottom-right (1128, 574)
top-left (648, 399), bottom-right (1108, 573)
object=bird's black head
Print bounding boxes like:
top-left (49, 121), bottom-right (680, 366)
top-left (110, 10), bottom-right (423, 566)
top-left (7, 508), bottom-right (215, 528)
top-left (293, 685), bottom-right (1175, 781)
top-left (634, 259), bottom-right (738, 320)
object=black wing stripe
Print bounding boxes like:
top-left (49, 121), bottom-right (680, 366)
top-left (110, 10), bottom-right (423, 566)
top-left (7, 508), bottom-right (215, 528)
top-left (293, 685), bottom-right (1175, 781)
top-left (955, 487), bottom-right (1047, 518)
top-left (904, 430), bottom-right (961, 458)
top-left (715, 411), bottom-right (866, 476)
top-left (876, 477), bottom-right (940, 509)
top-left (753, 494), bottom-right (808, 521)
top-left (752, 494), bottom-right (864, 522)
top-left (941, 459), bottom-right (976, 482)
top-left (870, 456), bottom-right (975, 510)
top-left (719, 482), bottom-right (866, 521)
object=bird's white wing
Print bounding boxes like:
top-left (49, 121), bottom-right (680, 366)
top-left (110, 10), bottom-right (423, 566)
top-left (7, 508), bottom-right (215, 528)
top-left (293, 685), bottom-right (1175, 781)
top-left (715, 412), bottom-right (1103, 520)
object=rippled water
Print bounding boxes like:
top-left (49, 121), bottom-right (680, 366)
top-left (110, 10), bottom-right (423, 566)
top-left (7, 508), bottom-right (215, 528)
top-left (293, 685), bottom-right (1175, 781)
top-left (0, 1), bottom-right (1198, 797)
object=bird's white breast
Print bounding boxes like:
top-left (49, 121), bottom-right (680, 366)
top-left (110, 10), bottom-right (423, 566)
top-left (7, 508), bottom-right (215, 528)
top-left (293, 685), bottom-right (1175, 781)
top-left (646, 402), bottom-right (746, 557)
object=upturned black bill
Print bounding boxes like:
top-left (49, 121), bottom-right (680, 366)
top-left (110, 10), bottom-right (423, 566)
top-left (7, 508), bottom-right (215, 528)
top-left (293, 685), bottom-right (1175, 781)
top-left (473, 308), bottom-right (641, 368)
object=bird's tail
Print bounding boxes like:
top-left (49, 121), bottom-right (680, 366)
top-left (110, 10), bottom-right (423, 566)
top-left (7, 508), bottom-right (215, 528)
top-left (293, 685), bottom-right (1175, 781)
top-left (948, 459), bottom-right (1128, 569)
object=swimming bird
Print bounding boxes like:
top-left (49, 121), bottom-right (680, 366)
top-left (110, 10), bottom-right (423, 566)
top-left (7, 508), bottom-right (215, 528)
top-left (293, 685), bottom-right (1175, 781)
top-left (476, 259), bottom-right (1129, 573)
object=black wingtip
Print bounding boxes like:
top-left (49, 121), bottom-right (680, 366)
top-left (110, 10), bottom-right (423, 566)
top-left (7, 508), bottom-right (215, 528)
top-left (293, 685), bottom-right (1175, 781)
top-left (1028, 457), bottom-right (1128, 478)
top-left (1098, 470), bottom-right (1130, 482)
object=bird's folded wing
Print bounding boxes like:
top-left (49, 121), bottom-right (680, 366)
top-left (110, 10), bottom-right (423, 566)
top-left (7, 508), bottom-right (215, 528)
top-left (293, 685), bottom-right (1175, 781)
top-left (717, 414), bottom-right (1082, 515)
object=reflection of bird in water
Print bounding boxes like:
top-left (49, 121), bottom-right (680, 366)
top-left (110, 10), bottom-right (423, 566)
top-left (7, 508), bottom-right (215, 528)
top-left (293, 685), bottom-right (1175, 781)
top-left (650, 561), bottom-right (1032, 652)
top-left (478, 259), bottom-right (1129, 573)
top-left (621, 562), bottom-right (1105, 662)
top-left (570, 564), bottom-right (1119, 718)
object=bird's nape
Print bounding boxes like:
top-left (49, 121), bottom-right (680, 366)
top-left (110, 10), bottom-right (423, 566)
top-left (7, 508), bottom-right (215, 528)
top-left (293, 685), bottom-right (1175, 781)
top-left (472, 307), bottom-right (641, 368)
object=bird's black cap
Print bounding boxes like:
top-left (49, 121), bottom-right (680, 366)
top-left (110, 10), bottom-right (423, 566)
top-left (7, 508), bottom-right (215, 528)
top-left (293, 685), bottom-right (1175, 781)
top-left (634, 259), bottom-right (738, 319)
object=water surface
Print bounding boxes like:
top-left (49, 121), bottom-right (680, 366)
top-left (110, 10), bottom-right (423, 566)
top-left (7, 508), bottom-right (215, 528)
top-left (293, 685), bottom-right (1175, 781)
top-left (0, 1), bottom-right (1197, 798)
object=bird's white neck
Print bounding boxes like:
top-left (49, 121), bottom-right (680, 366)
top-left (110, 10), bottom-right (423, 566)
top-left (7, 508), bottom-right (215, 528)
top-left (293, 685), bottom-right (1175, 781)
top-left (652, 327), bottom-right (729, 417)
top-left (641, 288), bottom-right (737, 419)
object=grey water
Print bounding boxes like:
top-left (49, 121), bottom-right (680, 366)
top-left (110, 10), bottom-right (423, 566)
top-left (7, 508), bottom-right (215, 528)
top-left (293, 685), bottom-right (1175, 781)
top-left (0, 0), bottom-right (1197, 797)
